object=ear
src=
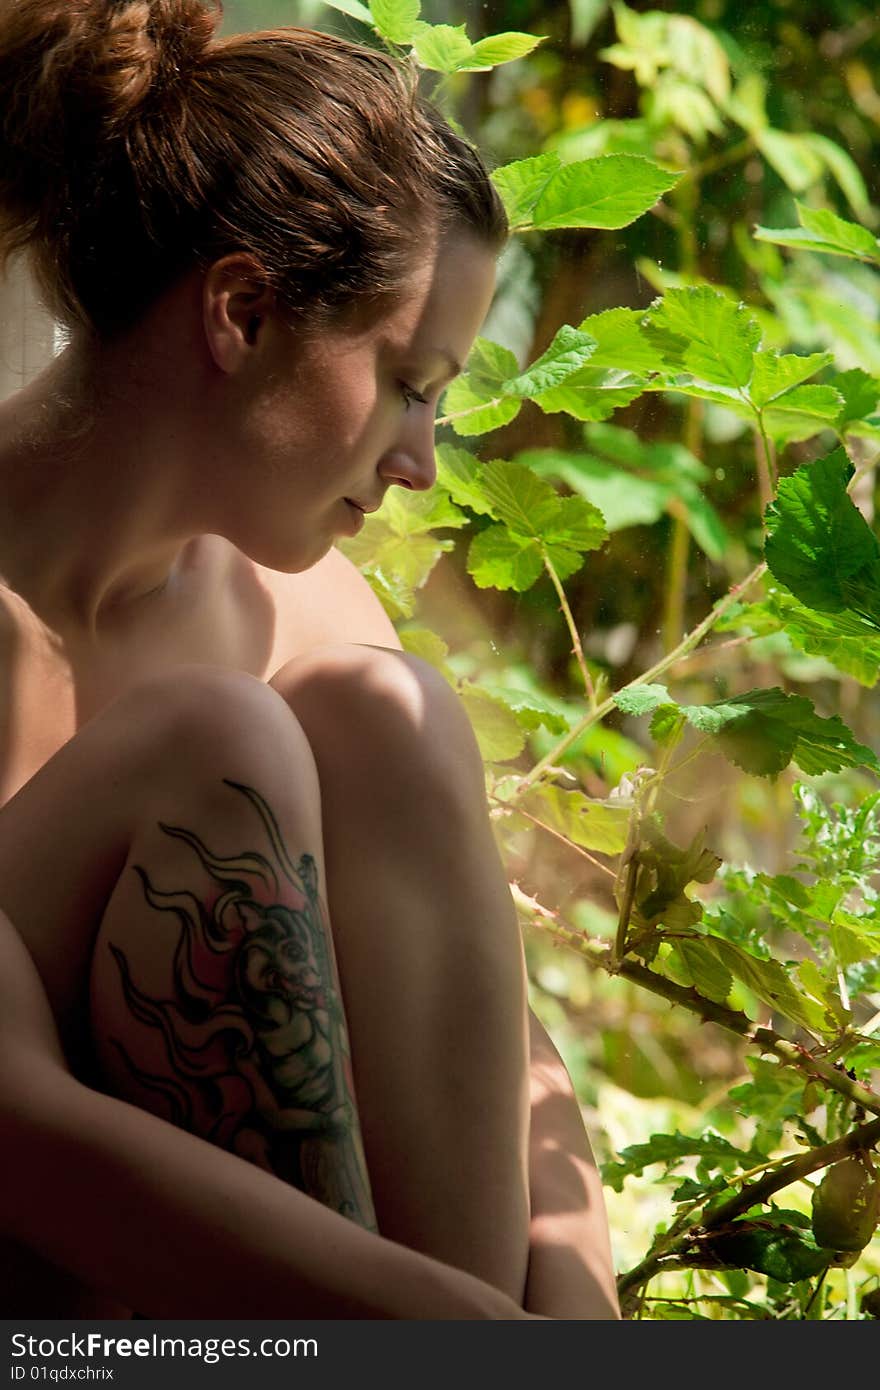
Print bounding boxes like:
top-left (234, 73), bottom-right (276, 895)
top-left (202, 254), bottom-right (278, 374)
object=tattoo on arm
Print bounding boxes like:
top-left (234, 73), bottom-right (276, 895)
top-left (106, 778), bottom-right (377, 1231)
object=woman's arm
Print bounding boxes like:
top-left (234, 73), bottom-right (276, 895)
top-left (0, 907), bottom-right (531, 1321)
top-left (524, 1012), bottom-right (621, 1319)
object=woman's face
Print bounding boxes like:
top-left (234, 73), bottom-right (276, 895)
top-left (229, 230), bottom-right (498, 572)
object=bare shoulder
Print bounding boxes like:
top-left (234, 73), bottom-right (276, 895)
top-left (256, 546), bottom-right (402, 674)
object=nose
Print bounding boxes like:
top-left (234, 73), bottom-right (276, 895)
top-left (378, 412), bottom-right (437, 492)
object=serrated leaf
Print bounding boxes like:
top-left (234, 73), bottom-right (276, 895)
top-left (458, 685), bottom-right (526, 762)
top-left (601, 1129), bottom-right (758, 1193)
top-left (683, 686), bottom-right (879, 778)
top-left (577, 307), bottom-right (668, 374)
top-left (410, 21), bottom-right (472, 71)
top-left (764, 448), bottom-right (880, 626)
top-left (478, 460), bottom-right (606, 550)
top-left (467, 525), bottom-right (544, 591)
top-left (369, 0), bottom-right (420, 44)
top-left (832, 368), bottom-right (880, 435)
top-left (532, 367), bottom-right (648, 421)
top-left (702, 938), bottom-right (834, 1036)
top-left (646, 287), bottom-right (760, 388)
top-left (748, 350), bottom-right (834, 408)
top-left (441, 337), bottom-right (522, 436)
top-left (441, 379), bottom-right (521, 436)
top-left (667, 938), bottom-right (733, 1004)
top-left (338, 488), bottom-right (465, 592)
top-left (398, 626), bottom-right (452, 679)
top-left (491, 153), bottom-right (562, 230)
top-left (502, 325), bottom-right (597, 398)
top-left (615, 683), bottom-right (671, 716)
top-left (434, 444), bottom-right (498, 518)
top-left (702, 1223), bottom-right (830, 1283)
top-left (755, 202), bottom-right (880, 263)
top-left (519, 784), bottom-right (630, 854)
top-left (477, 685), bottom-right (570, 737)
top-left (531, 154), bottom-right (680, 230)
top-left (764, 587), bottom-right (880, 687)
top-left (521, 449), bottom-right (670, 530)
top-left (465, 31), bottom-right (545, 68)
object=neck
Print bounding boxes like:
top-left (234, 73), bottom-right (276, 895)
top-left (0, 320), bottom-right (217, 637)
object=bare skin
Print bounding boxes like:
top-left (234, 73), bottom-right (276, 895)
top-left (0, 229), bottom-right (620, 1318)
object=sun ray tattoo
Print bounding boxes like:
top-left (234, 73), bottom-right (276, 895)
top-left (107, 778), bottom-right (376, 1230)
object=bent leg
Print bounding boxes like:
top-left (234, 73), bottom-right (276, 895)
top-left (0, 667), bottom-right (374, 1230)
top-left (270, 645), bottom-right (531, 1300)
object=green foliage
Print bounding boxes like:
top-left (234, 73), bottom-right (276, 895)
top-left (323, 0), bottom-right (880, 1319)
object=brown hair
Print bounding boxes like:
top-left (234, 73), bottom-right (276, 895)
top-left (0, 0), bottom-right (507, 335)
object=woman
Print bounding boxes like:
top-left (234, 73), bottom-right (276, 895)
top-left (0, 0), bottom-right (619, 1318)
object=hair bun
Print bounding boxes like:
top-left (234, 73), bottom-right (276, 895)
top-left (0, 0), bottom-right (220, 276)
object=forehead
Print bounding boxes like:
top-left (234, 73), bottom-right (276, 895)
top-left (355, 231), bottom-right (498, 365)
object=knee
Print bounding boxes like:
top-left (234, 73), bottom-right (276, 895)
top-left (271, 644), bottom-right (485, 808)
top-left (101, 664), bottom-right (316, 790)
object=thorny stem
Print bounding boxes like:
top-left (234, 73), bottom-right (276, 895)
top-left (511, 885), bottom-right (880, 1120)
top-left (616, 1116), bottom-right (880, 1306)
top-left (543, 550), bottom-right (598, 708)
top-left (511, 561), bottom-right (768, 799)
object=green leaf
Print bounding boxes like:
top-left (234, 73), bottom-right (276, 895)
top-left (369, 0), bottom-right (420, 45)
top-left (686, 687), bottom-right (879, 778)
top-left (764, 448), bottom-right (880, 626)
top-left (410, 21), bottom-right (472, 71)
top-left (531, 155), bottom-right (680, 231)
top-left (646, 286), bottom-right (761, 388)
top-left (467, 526), bottom-right (544, 591)
top-left (832, 368), bottom-right (880, 436)
top-left (522, 449), bottom-right (670, 530)
top-left (756, 129), bottom-right (824, 192)
top-left (577, 307), bottom-right (668, 374)
top-left (337, 487), bottom-right (466, 593)
top-left (502, 325), bottom-right (598, 398)
top-left (477, 460), bottom-right (607, 551)
top-left (465, 31), bottom-right (545, 68)
top-left (601, 1129), bottom-right (759, 1193)
top-left (702, 938), bottom-right (832, 1036)
top-left (398, 626), bottom-right (452, 679)
top-left (615, 683), bottom-right (671, 716)
top-left (667, 938), bottom-right (733, 1004)
top-left (755, 202), bottom-right (880, 264)
top-left (762, 384), bottom-right (846, 445)
top-left (748, 350), bottom-right (834, 408)
top-left (518, 784), bottom-right (630, 854)
top-left (321, 0), bottom-right (373, 24)
top-left (476, 685), bottom-right (570, 737)
top-left (763, 588), bottom-right (880, 687)
top-left (532, 367), bottom-right (648, 421)
top-left (441, 337), bottom-right (522, 436)
top-left (434, 444), bottom-right (498, 518)
top-left (802, 133), bottom-right (872, 220)
top-left (458, 685), bottom-right (526, 762)
top-left (701, 1223), bottom-right (830, 1283)
top-left (490, 154), bottom-right (562, 230)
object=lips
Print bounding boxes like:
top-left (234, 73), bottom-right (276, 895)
top-left (344, 498), bottom-right (381, 514)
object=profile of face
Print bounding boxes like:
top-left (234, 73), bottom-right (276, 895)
top-left (208, 231), bottom-right (498, 572)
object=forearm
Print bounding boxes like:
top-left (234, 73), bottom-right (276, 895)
top-left (0, 907), bottom-right (527, 1321)
top-left (524, 1012), bottom-right (621, 1319)
top-left (0, 1049), bottom-right (530, 1319)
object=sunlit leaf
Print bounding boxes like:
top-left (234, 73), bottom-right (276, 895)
top-left (369, 0), bottom-right (420, 45)
top-left (748, 350), bottom-right (834, 408)
top-left (465, 31), bottom-right (545, 69)
top-left (410, 21), bottom-right (472, 71)
top-left (531, 155), bottom-right (680, 230)
top-left (645, 286), bottom-right (760, 388)
top-left (491, 153), bottom-right (562, 230)
top-left (459, 685), bottom-right (527, 761)
top-left (502, 325), bottom-right (597, 398)
top-left (764, 448), bottom-right (880, 625)
top-left (519, 784), bottom-right (630, 854)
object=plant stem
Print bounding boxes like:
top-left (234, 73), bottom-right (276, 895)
top-left (512, 561), bottom-right (767, 799)
top-left (512, 885), bottom-right (880, 1118)
top-left (616, 1116), bottom-right (880, 1306)
top-left (435, 396), bottom-right (504, 429)
top-left (543, 550), bottom-right (597, 707)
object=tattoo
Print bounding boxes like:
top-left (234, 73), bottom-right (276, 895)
top-left (107, 779), bottom-right (376, 1230)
